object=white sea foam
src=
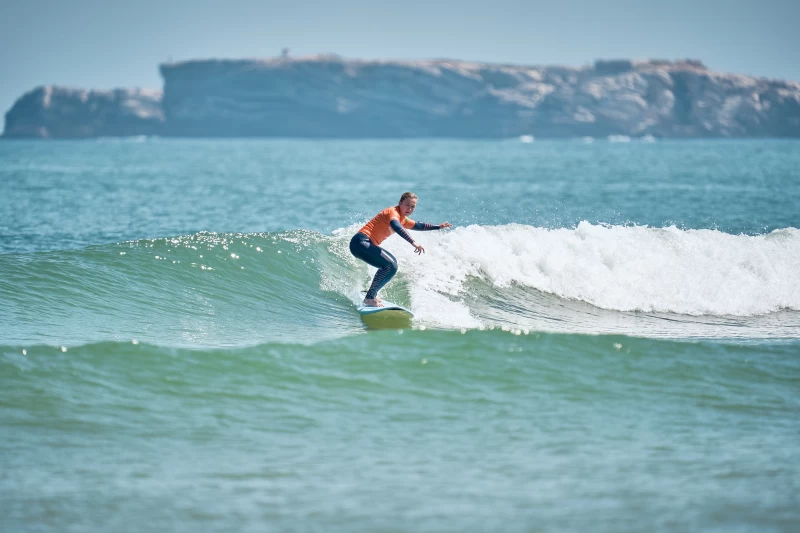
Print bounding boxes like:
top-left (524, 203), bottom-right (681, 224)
top-left (389, 222), bottom-right (800, 321)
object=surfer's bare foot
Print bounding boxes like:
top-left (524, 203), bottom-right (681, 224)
top-left (363, 298), bottom-right (382, 307)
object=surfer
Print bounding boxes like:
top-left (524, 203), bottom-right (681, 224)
top-left (350, 192), bottom-right (451, 307)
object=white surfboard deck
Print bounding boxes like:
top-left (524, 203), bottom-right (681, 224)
top-left (358, 301), bottom-right (413, 316)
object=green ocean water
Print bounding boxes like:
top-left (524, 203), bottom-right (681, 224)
top-left (1, 138), bottom-right (800, 532)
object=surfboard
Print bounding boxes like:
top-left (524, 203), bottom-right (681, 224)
top-left (358, 301), bottom-right (413, 329)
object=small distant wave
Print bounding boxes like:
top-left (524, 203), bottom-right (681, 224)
top-left (95, 135), bottom-right (152, 143)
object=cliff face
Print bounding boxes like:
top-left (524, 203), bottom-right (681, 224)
top-left (5, 58), bottom-right (800, 138)
top-left (3, 86), bottom-right (163, 138)
top-left (158, 57), bottom-right (800, 138)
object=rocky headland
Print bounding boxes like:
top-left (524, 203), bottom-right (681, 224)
top-left (3, 86), bottom-right (163, 138)
top-left (4, 57), bottom-right (800, 138)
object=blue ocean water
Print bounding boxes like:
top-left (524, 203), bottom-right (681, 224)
top-left (1, 138), bottom-right (799, 532)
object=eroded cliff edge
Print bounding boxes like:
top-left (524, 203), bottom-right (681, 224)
top-left (5, 58), bottom-right (800, 138)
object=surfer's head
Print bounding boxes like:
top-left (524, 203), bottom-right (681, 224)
top-left (398, 192), bottom-right (417, 217)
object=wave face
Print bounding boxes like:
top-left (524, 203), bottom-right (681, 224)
top-left (1, 230), bottom-right (362, 347)
top-left (2, 223), bottom-right (799, 347)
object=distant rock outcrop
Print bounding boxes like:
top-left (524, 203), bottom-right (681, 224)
top-left (5, 58), bottom-right (800, 138)
top-left (3, 86), bottom-right (163, 138)
top-left (158, 57), bottom-right (800, 138)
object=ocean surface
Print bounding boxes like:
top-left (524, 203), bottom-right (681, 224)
top-left (1, 137), bottom-right (799, 532)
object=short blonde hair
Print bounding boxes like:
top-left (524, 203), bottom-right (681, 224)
top-left (399, 192), bottom-right (418, 203)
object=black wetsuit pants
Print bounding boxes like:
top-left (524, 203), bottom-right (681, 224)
top-left (349, 232), bottom-right (398, 300)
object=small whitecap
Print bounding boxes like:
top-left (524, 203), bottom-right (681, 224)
top-left (613, 343), bottom-right (622, 350)
top-left (132, 339), bottom-right (139, 345)
top-left (22, 349), bottom-right (27, 356)
top-left (61, 346), bottom-right (67, 353)
top-left (421, 358), bottom-right (428, 365)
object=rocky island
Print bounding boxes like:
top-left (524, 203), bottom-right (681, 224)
top-left (4, 57), bottom-right (800, 138)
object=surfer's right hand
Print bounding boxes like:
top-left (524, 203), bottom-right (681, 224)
top-left (413, 243), bottom-right (425, 255)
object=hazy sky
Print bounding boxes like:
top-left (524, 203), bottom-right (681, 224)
top-left (2, 0), bottom-right (798, 119)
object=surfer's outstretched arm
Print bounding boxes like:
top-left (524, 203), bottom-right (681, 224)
top-left (389, 220), bottom-right (452, 241)
top-left (389, 219), bottom-right (426, 255)
top-left (410, 221), bottom-right (452, 231)
top-left (390, 219), bottom-right (418, 245)
top-left (389, 220), bottom-right (452, 256)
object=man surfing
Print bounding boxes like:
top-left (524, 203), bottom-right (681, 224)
top-left (350, 192), bottom-right (452, 307)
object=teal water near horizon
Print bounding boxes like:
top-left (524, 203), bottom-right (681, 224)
top-left (2, 138), bottom-right (800, 532)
